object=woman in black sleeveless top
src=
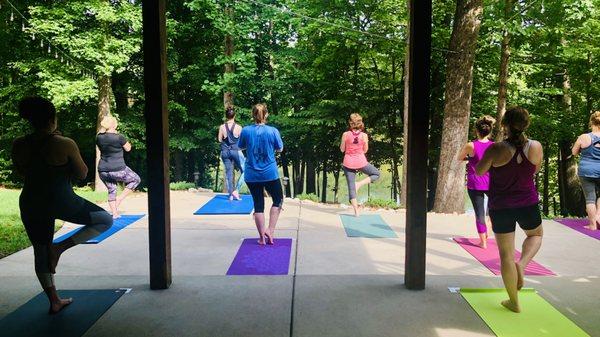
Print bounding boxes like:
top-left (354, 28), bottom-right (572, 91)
top-left (96, 116), bottom-right (141, 218)
top-left (218, 107), bottom-right (245, 200)
top-left (12, 97), bottom-right (113, 314)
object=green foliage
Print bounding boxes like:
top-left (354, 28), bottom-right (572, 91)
top-left (364, 197), bottom-right (400, 210)
top-left (297, 193), bottom-right (319, 202)
top-left (170, 181), bottom-right (197, 190)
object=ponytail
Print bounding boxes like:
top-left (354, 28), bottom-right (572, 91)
top-left (502, 106), bottom-right (530, 147)
top-left (252, 103), bottom-right (268, 124)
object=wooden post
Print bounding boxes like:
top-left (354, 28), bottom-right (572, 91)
top-left (404, 0), bottom-right (432, 290)
top-left (143, 0), bottom-right (172, 290)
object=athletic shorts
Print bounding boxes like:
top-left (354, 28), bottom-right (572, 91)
top-left (489, 203), bottom-right (542, 234)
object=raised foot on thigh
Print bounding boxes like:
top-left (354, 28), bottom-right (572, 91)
top-left (49, 297), bottom-right (73, 315)
top-left (501, 299), bottom-right (520, 313)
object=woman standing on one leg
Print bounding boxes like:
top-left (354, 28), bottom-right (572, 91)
top-left (571, 111), bottom-right (600, 231)
top-left (457, 116), bottom-right (495, 248)
top-left (218, 106), bottom-right (245, 201)
top-left (476, 106), bottom-right (543, 313)
top-left (340, 113), bottom-right (381, 217)
top-left (96, 116), bottom-right (141, 219)
top-left (12, 97), bottom-right (113, 314)
top-left (238, 103), bottom-right (284, 245)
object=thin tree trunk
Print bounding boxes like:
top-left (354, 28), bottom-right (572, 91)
top-left (174, 150), bottom-right (185, 182)
top-left (400, 0), bottom-right (411, 207)
top-left (222, 6), bottom-right (234, 193)
top-left (333, 168), bottom-right (340, 203)
top-left (306, 160), bottom-right (316, 195)
top-left (95, 75), bottom-right (112, 191)
top-left (281, 152), bottom-right (292, 198)
top-left (299, 160), bottom-right (306, 195)
top-left (433, 0), bottom-right (484, 213)
top-left (586, 52), bottom-right (594, 116)
top-left (542, 146), bottom-right (549, 215)
top-left (495, 0), bottom-right (513, 136)
top-left (321, 161), bottom-right (328, 203)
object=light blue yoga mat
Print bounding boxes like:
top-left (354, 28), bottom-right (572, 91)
top-left (53, 214), bottom-right (145, 244)
top-left (339, 214), bottom-right (397, 238)
top-left (194, 194), bottom-right (254, 215)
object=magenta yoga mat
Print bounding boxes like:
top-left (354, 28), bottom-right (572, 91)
top-left (555, 218), bottom-right (600, 240)
top-left (453, 237), bottom-right (555, 276)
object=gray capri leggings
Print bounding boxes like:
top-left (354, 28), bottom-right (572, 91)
top-left (343, 164), bottom-right (381, 201)
top-left (579, 176), bottom-right (600, 204)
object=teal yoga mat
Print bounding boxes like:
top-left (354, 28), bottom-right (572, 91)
top-left (339, 214), bottom-right (397, 238)
top-left (0, 289), bottom-right (127, 337)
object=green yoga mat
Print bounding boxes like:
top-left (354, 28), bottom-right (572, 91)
top-left (460, 288), bottom-right (589, 337)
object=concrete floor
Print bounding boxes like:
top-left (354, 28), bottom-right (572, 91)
top-left (1, 191), bottom-right (599, 337)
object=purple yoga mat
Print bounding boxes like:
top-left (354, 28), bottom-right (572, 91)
top-left (454, 237), bottom-right (555, 276)
top-left (555, 218), bottom-right (600, 240)
top-left (227, 238), bottom-right (293, 275)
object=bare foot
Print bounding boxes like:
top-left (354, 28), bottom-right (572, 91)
top-left (478, 240), bottom-right (487, 249)
top-left (516, 262), bottom-right (525, 290)
top-left (501, 299), bottom-right (520, 313)
top-left (232, 190), bottom-right (241, 201)
top-left (48, 245), bottom-right (62, 274)
top-left (49, 297), bottom-right (73, 315)
top-left (112, 212), bottom-right (121, 219)
top-left (257, 237), bottom-right (266, 245)
top-left (584, 225), bottom-right (597, 230)
top-left (265, 229), bottom-right (274, 245)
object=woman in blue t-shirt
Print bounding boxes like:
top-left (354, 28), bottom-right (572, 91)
top-left (238, 104), bottom-right (284, 245)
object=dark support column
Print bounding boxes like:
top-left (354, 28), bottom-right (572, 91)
top-left (404, 0), bottom-right (432, 290)
top-left (143, 0), bottom-right (172, 290)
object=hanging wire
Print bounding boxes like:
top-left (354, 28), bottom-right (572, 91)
top-left (2, 0), bottom-right (96, 79)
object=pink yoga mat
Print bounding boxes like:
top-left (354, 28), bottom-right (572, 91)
top-left (453, 237), bottom-right (555, 276)
top-left (555, 218), bottom-right (600, 240)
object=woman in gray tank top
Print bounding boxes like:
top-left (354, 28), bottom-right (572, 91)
top-left (218, 107), bottom-right (245, 200)
top-left (572, 111), bottom-right (600, 230)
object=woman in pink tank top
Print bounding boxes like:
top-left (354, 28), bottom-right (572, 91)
top-left (340, 113), bottom-right (380, 217)
top-left (476, 106), bottom-right (543, 314)
top-left (457, 116), bottom-right (495, 248)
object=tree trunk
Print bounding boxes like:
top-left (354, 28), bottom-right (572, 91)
top-left (281, 152), bottom-right (292, 198)
top-left (333, 168), bottom-right (340, 203)
top-left (433, 0), bottom-right (484, 213)
top-left (586, 52), bottom-right (594, 116)
top-left (400, 0), bottom-right (411, 207)
top-left (299, 160), bottom-right (306, 195)
top-left (542, 146), bottom-right (549, 215)
top-left (292, 159), bottom-right (300, 196)
top-left (494, 0), bottom-right (513, 137)
top-left (321, 161), bottom-right (328, 203)
top-left (174, 150), bottom-right (185, 182)
top-left (222, 6), bottom-right (234, 193)
top-left (305, 160), bottom-right (316, 195)
top-left (95, 75), bottom-right (112, 191)
top-left (557, 70), bottom-right (586, 216)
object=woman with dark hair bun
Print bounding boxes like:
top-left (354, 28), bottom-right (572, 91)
top-left (476, 106), bottom-right (544, 313)
top-left (12, 97), bottom-right (113, 314)
top-left (218, 106), bottom-right (245, 201)
top-left (457, 115), bottom-right (495, 248)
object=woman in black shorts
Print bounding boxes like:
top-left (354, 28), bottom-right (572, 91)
top-left (476, 106), bottom-right (544, 313)
top-left (12, 97), bottom-right (113, 314)
top-left (97, 116), bottom-right (141, 219)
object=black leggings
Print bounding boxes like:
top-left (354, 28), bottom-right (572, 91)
top-left (467, 189), bottom-right (488, 234)
top-left (246, 179), bottom-right (284, 213)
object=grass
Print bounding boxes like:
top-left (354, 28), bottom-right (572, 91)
top-left (0, 187), bottom-right (108, 258)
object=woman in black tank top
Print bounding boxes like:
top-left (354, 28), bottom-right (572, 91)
top-left (12, 97), bottom-right (113, 314)
top-left (217, 107), bottom-right (245, 200)
top-left (97, 116), bottom-right (141, 218)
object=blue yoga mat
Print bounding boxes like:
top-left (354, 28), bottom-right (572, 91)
top-left (194, 194), bottom-right (254, 215)
top-left (0, 289), bottom-right (126, 337)
top-left (339, 214), bottom-right (397, 238)
top-left (53, 214), bottom-right (145, 244)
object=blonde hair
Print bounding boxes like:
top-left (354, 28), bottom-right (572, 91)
top-left (590, 111), bottom-right (600, 128)
top-left (98, 115), bottom-right (118, 133)
top-left (252, 103), bottom-right (268, 124)
top-left (348, 113), bottom-right (364, 131)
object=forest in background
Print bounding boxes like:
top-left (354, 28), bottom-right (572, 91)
top-left (0, 0), bottom-right (599, 216)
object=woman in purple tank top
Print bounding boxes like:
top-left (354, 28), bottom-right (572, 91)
top-left (476, 106), bottom-right (543, 313)
top-left (457, 116), bottom-right (495, 248)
